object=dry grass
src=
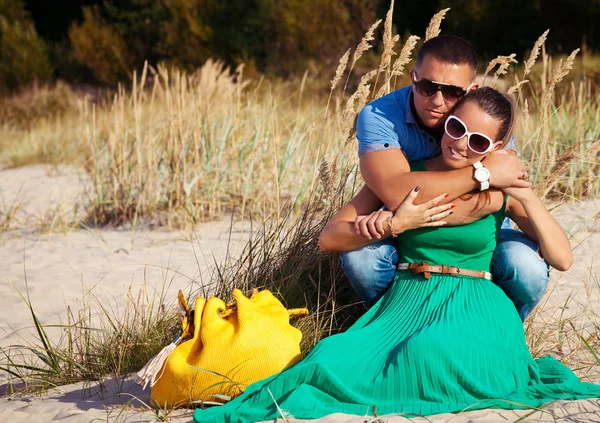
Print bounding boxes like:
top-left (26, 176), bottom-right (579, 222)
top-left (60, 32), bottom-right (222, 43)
top-left (377, 0), bottom-right (400, 76)
top-left (526, 270), bottom-right (600, 383)
top-left (524, 30), bottom-right (550, 77)
top-left (483, 54), bottom-right (518, 88)
top-left (424, 8), bottom-right (450, 41)
top-left (0, 195), bottom-right (22, 232)
top-left (0, 275), bottom-right (177, 394)
top-left (0, 81), bottom-right (79, 130)
top-left (349, 20), bottom-right (382, 77)
top-left (327, 48), bottom-right (351, 114)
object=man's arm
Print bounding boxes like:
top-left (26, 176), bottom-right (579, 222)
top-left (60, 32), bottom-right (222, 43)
top-left (360, 149), bottom-right (530, 212)
top-left (445, 188), bottom-right (505, 224)
top-left (360, 149), bottom-right (476, 211)
top-left (354, 183), bottom-right (504, 226)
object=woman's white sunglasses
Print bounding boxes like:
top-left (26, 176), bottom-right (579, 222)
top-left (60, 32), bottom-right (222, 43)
top-left (444, 115), bottom-right (495, 154)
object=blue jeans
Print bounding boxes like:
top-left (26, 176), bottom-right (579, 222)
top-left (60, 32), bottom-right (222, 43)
top-left (340, 224), bottom-right (549, 321)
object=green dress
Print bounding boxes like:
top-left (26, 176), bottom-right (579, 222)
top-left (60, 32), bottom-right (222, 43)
top-left (194, 162), bottom-right (600, 423)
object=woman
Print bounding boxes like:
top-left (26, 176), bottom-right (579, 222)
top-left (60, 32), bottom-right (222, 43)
top-left (193, 88), bottom-right (599, 423)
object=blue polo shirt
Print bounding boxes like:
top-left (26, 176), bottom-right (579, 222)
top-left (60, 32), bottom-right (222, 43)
top-left (356, 85), bottom-right (516, 160)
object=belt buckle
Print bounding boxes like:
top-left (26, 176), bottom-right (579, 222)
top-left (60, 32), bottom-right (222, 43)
top-left (443, 265), bottom-right (459, 274)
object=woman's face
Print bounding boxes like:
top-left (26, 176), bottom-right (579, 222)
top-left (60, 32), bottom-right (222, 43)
top-left (440, 101), bottom-right (504, 169)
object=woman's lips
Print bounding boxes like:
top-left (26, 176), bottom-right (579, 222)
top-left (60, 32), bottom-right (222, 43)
top-left (449, 146), bottom-right (467, 158)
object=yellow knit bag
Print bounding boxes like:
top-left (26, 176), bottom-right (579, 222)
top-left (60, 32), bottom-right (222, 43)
top-left (143, 289), bottom-right (308, 408)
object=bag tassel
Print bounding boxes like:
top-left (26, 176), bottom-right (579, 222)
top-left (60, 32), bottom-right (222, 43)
top-left (135, 335), bottom-right (181, 390)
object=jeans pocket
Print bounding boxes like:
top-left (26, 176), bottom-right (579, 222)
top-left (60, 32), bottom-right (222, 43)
top-left (385, 248), bottom-right (398, 265)
top-left (491, 258), bottom-right (503, 280)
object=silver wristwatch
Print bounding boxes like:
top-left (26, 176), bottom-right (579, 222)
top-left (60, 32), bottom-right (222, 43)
top-left (473, 161), bottom-right (490, 191)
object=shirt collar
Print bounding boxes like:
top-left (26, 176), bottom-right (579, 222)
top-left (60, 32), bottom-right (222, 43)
top-left (404, 87), bottom-right (418, 125)
top-left (404, 86), bottom-right (442, 146)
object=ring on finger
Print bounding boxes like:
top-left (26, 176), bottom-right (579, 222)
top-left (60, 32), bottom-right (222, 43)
top-left (430, 215), bottom-right (435, 222)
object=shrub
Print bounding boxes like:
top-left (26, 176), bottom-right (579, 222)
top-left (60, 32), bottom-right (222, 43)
top-left (68, 6), bottom-right (133, 85)
top-left (0, 0), bottom-right (53, 93)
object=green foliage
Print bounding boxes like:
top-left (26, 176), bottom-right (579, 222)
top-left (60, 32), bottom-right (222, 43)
top-left (61, 0), bottom-right (377, 83)
top-left (103, 0), bottom-right (170, 65)
top-left (68, 6), bottom-right (133, 85)
top-left (0, 0), bottom-right (52, 93)
top-left (158, 0), bottom-right (216, 69)
top-left (195, 0), bottom-right (277, 70)
top-left (438, 0), bottom-right (540, 58)
top-left (265, 0), bottom-right (378, 74)
top-left (0, 0), bottom-right (28, 21)
top-left (8, 0), bottom-right (600, 88)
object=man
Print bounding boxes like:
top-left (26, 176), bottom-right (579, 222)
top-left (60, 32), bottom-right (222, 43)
top-left (341, 34), bottom-right (549, 321)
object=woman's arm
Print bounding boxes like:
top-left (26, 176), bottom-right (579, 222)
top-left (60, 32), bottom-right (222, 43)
top-left (504, 188), bottom-right (573, 271)
top-left (319, 186), bottom-right (453, 252)
top-left (319, 185), bottom-right (383, 252)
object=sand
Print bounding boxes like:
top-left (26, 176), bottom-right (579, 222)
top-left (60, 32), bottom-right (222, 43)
top-left (0, 165), bottom-right (252, 350)
top-left (1, 378), bottom-right (599, 423)
top-left (1, 376), bottom-right (599, 423)
top-left (1, 165), bottom-right (599, 422)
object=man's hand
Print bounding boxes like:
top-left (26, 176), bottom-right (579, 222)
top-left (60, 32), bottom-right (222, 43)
top-left (482, 150), bottom-right (531, 189)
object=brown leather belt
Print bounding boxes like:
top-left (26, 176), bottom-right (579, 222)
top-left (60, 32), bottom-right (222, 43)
top-left (397, 262), bottom-right (493, 281)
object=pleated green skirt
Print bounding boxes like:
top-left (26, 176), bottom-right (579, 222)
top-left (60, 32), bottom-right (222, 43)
top-left (193, 272), bottom-right (600, 423)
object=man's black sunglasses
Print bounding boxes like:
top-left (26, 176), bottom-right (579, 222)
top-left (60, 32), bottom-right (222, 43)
top-left (412, 72), bottom-right (474, 103)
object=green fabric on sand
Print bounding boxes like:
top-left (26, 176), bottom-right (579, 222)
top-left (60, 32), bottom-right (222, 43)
top-left (193, 161), bottom-right (600, 423)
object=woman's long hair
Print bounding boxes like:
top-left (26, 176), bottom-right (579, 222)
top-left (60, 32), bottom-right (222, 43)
top-left (454, 86), bottom-right (516, 146)
top-left (453, 87), bottom-right (516, 211)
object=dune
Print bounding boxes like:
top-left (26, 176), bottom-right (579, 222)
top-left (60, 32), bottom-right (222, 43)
top-left (1, 165), bottom-right (599, 422)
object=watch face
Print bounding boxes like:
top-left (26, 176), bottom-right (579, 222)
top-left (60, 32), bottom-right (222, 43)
top-left (475, 167), bottom-right (490, 182)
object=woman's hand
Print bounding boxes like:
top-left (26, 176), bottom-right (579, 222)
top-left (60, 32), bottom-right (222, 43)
top-left (354, 188), bottom-right (455, 239)
top-left (502, 185), bottom-right (535, 204)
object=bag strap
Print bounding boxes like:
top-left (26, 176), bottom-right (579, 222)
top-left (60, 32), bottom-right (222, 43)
top-left (218, 289), bottom-right (309, 319)
top-left (288, 308), bottom-right (309, 319)
top-left (181, 289), bottom-right (309, 323)
top-left (177, 290), bottom-right (194, 339)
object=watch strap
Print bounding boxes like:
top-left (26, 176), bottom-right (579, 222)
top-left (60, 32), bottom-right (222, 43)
top-left (473, 161), bottom-right (489, 191)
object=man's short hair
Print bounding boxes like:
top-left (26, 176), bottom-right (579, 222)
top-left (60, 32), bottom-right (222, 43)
top-left (415, 35), bottom-right (477, 77)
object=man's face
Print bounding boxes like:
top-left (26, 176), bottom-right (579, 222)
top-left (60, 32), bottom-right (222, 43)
top-left (410, 55), bottom-right (476, 131)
